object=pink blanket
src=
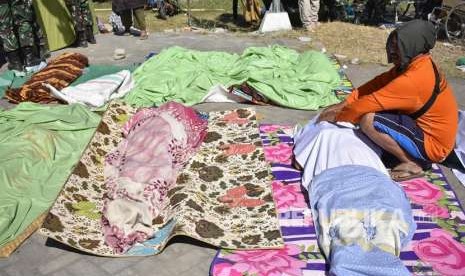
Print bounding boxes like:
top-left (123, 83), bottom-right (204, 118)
top-left (102, 102), bottom-right (208, 253)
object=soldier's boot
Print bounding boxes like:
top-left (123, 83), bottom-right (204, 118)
top-left (22, 46), bottom-right (40, 67)
top-left (6, 50), bottom-right (24, 71)
top-left (77, 31), bottom-right (88, 48)
top-left (86, 26), bottom-right (96, 44)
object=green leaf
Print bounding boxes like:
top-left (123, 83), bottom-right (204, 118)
top-left (437, 219), bottom-right (455, 231)
top-left (72, 201), bottom-right (96, 211)
top-left (76, 210), bottom-right (101, 220)
top-left (298, 253), bottom-right (306, 260)
top-left (457, 225), bottom-right (465, 233)
top-left (438, 198), bottom-right (451, 206)
top-left (448, 205), bottom-right (462, 212)
top-left (221, 249), bottom-right (234, 255)
top-left (432, 180), bottom-right (446, 186)
top-left (461, 236), bottom-right (465, 243)
top-left (306, 245), bottom-right (316, 252)
top-left (116, 114), bottom-right (129, 124)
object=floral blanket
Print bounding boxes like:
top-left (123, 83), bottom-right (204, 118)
top-left (210, 124), bottom-right (465, 276)
top-left (102, 102), bottom-right (208, 253)
top-left (40, 102), bottom-right (283, 256)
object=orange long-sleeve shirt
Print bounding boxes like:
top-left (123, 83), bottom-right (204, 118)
top-left (336, 54), bottom-right (458, 162)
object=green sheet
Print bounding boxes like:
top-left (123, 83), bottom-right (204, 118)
top-left (125, 46), bottom-right (341, 110)
top-left (0, 103), bottom-right (100, 248)
top-left (0, 71), bottom-right (23, 99)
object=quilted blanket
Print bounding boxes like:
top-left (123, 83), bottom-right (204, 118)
top-left (40, 102), bottom-right (283, 256)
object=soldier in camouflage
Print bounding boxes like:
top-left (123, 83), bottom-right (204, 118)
top-left (65, 0), bottom-right (95, 48)
top-left (0, 0), bottom-right (48, 71)
top-left (28, 0), bottom-right (50, 61)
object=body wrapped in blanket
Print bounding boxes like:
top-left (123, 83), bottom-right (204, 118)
top-left (4, 53), bottom-right (88, 104)
top-left (294, 120), bottom-right (416, 275)
top-left (311, 165), bottom-right (416, 276)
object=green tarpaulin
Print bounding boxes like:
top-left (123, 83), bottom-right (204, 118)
top-left (126, 46), bottom-right (341, 110)
top-left (0, 103), bottom-right (100, 247)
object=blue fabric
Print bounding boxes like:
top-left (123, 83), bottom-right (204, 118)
top-left (373, 121), bottom-right (424, 160)
top-left (310, 165), bottom-right (416, 276)
top-left (373, 112), bottom-right (428, 161)
top-left (330, 245), bottom-right (410, 276)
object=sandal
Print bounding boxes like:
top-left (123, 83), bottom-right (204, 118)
top-left (390, 168), bottom-right (424, 182)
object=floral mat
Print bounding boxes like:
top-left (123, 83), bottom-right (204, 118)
top-left (39, 102), bottom-right (283, 256)
top-left (210, 124), bottom-right (465, 276)
top-left (329, 55), bottom-right (354, 96)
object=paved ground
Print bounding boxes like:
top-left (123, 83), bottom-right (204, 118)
top-left (0, 32), bottom-right (464, 276)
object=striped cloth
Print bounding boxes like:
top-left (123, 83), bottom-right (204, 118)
top-left (210, 124), bottom-right (465, 276)
top-left (4, 53), bottom-right (88, 104)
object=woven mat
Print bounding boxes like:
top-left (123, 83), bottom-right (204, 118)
top-left (40, 102), bottom-right (283, 256)
top-left (329, 55), bottom-right (354, 96)
top-left (210, 124), bottom-right (465, 276)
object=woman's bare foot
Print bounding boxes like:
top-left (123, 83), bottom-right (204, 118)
top-left (390, 161), bottom-right (424, 182)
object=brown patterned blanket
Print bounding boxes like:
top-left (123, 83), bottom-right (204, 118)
top-left (5, 53), bottom-right (88, 104)
top-left (39, 101), bottom-right (283, 256)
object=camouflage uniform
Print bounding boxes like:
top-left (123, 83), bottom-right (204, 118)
top-left (29, 0), bottom-right (50, 59)
top-left (65, 0), bottom-right (93, 32)
top-left (0, 0), bottom-right (34, 52)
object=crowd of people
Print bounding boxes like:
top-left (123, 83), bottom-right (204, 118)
top-left (0, 0), bottom-right (148, 71)
top-left (0, 0), bottom-right (447, 71)
top-left (298, 0), bottom-right (444, 30)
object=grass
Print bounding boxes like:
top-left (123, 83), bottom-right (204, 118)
top-left (311, 21), bottom-right (464, 78)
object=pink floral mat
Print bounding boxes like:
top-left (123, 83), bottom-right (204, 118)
top-left (210, 124), bottom-right (465, 276)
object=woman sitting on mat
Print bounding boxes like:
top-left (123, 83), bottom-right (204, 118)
top-left (317, 19), bottom-right (458, 181)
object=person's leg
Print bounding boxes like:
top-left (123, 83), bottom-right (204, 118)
top-left (11, 0), bottom-right (38, 66)
top-left (119, 9), bottom-right (133, 32)
top-left (327, 0), bottom-right (338, 21)
top-left (299, 0), bottom-right (312, 29)
top-left (422, 0), bottom-right (442, 20)
top-left (360, 113), bottom-right (416, 163)
top-left (309, 0), bottom-right (320, 25)
top-left (133, 7), bottom-right (147, 39)
top-left (359, 113), bottom-right (426, 180)
top-left (233, 0), bottom-right (238, 19)
top-left (363, 0), bottom-right (374, 25)
top-left (0, 2), bottom-right (22, 70)
top-left (65, 0), bottom-right (88, 47)
top-left (373, 0), bottom-right (385, 25)
top-left (80, 0), bottom-right (95, 44)
top-left (29, 0), bottom-right (50, 61)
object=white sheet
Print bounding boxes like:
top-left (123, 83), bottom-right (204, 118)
top-left (46, 70), bottom-right (134, 108)
top-left (293, 120), bottom-right (389, 190)
top-left (452, 110), bottom-right (465, 187)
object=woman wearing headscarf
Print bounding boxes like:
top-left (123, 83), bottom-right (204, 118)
top-left (318, 20), bottom-right (458, 181)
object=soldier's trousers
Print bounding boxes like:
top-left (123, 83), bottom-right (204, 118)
top-left (364, 0), bottom-right (386, 25)
top-left (65, 0), bottom-right (93, 32)
top-left (0, 0), bottom-right (34, 52)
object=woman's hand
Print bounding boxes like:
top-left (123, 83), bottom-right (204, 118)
top-left (317, 101), bottom-right (347, 123)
